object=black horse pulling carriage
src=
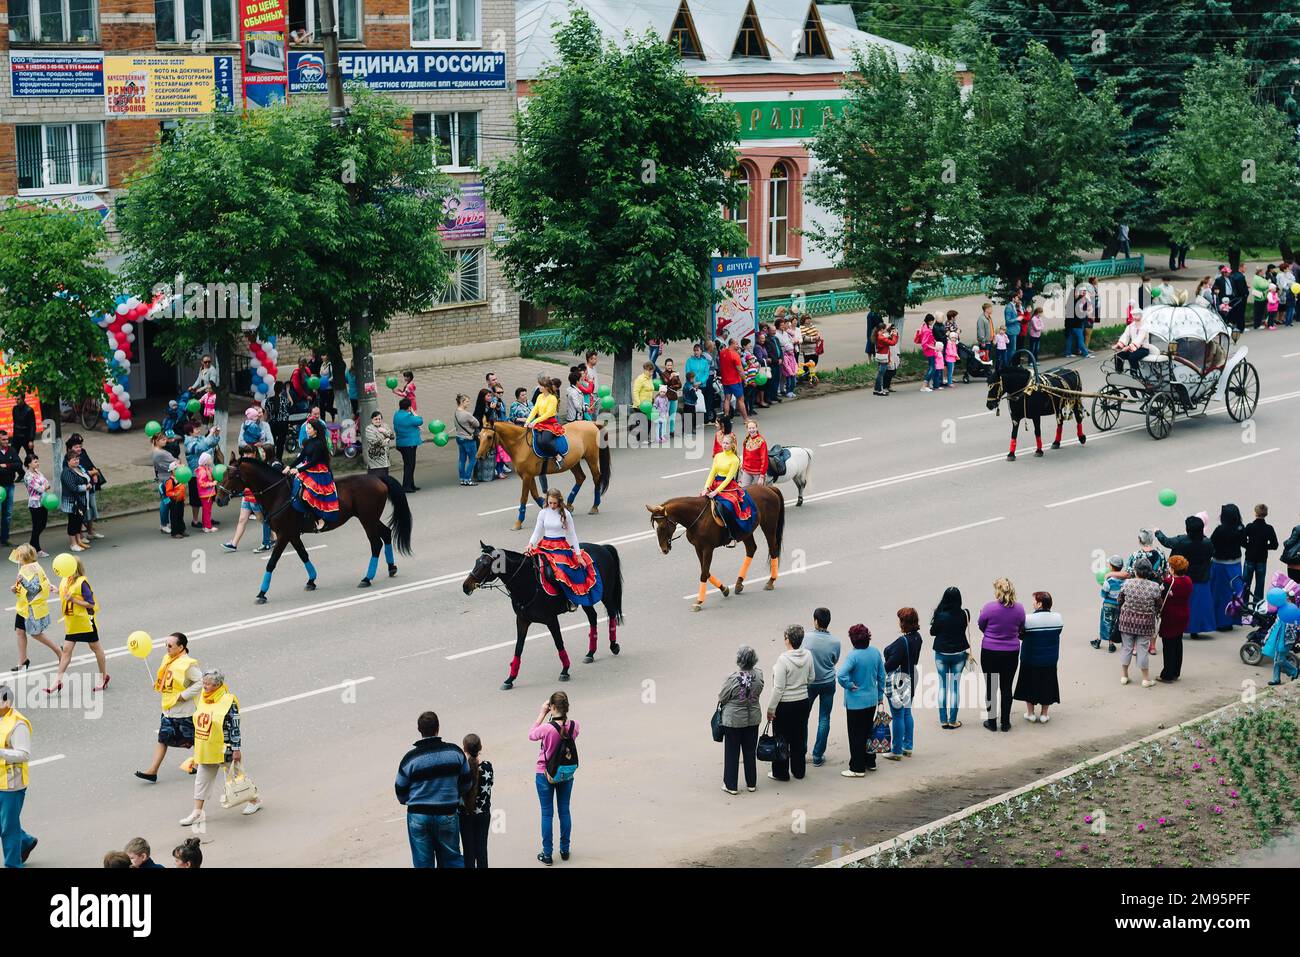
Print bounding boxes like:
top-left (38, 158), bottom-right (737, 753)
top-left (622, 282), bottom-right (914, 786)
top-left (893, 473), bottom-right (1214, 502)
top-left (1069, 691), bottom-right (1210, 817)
top-left (986, 351), bottom-right (1087, 460)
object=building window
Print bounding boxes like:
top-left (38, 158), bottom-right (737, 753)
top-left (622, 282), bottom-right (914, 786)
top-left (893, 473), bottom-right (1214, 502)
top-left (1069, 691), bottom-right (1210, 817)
top-left (156, 0), bottom-right (236, 43)
top-left (9, 0), bottom-right (98, 42)
top-left (731, 1), bottom-right (769, 59)
top-left (16, 122), bottom-right (105, 193)
top-left (440, 247), bottom-right (485, 304)
top-left (796, 3), bottom-right (830, 59)
top-left (727, 167), bottom-right (750, 248)
top-left (767, 161), bottom-right (789, 258)
top-left (287, 0), bottom-right (362, 44)
top-left (413, 111), bottom-right (480, 170)
top-left (411, 0), bottom-right (479, 46)
top-left (668, 1), bottom-right (703, 60)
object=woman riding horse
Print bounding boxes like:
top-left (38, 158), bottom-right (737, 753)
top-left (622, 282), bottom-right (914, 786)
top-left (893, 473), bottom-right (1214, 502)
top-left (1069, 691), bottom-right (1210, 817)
top-left (527, 488), bottom-right (602, 612)
top-left (704, 432), bottom-right (758, 544)
top-left (525, 376), bottom-right (568, 470)
top-left (289, 419), bottom-right (340, 530)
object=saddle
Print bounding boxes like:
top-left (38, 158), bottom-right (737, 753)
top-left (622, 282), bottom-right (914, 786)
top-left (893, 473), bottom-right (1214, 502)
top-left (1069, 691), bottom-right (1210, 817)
top-left (767, 445), bottom-right (790, 479)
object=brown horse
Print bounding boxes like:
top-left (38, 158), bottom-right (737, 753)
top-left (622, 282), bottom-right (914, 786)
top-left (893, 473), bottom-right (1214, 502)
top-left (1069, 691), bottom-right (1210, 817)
top-left (647, 484), bottom-right (785, 611)
top-left (478, 419), bottom-right (610, 529)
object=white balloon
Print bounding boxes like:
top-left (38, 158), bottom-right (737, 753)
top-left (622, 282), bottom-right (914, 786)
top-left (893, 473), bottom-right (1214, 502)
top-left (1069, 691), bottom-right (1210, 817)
top-left (119, 419), bottom-right (131, 431)
top-left (115, 303), bottom-right (129, 315)
top-left (126, 333), bottom-right (136, 343)
top-left (107, 410), bottom-right (120, 422)
top-left (122, 323), bottom-right (133, 334)
top-left (113, 349), bottom-right (125, 361)
top-left (100, 402), bottom-right (111, 413)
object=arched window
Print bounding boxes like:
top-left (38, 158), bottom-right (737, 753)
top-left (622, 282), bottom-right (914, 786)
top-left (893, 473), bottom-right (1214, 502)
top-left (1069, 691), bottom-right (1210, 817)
top-left (767, 161), bottom-right (789, 258)
top-left (728, 166), bottom-right (750, 242)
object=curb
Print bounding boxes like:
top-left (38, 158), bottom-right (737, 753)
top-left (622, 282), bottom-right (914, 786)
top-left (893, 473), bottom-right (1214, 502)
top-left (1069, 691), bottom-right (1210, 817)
top-left (818, 688), bottom-right (1282, 868)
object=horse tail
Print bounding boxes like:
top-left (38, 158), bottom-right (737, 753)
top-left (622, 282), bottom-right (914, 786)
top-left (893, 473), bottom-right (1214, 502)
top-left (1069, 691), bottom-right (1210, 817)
top-left (602, 544), bottom-right (624, 624)
top-left (770, 487), bottom-right (786, 559)
top-left (597, 432), bottom-right (611, 495)
top-left (383, 476), bottom-right (413, 556)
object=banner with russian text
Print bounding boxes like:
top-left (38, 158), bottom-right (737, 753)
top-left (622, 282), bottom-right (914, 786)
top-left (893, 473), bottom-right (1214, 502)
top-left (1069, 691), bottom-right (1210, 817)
top-left (710, 257), bottom-right (760, 344)
top-left (0, 361), bottom-right (43, 437)
top-left (240, 0), bottom-right (289, 109)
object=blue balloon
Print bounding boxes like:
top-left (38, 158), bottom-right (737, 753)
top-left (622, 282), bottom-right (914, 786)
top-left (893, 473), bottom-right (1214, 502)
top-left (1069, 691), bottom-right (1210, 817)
top-left (1280, 603), bottom-right (1300, 624)
top-left (319, 375), bottom-right (331, 389)
top-left (1267, 588), bottom-right (1290, 609)
top-left (114, 294), bottom-right (129, 306)
top-left (106, 419), bottom-right (120, 432)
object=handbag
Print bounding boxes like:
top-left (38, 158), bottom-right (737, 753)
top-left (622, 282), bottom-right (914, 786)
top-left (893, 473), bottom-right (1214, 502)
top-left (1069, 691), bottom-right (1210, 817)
top-left (711, 704), bottom-right (725, 743)
top-left (886, 635), bottom-right (914, 710)
top-left (756, 720), bottom-right (788, 763)
top-left (868, 710), bottom-right (892, 754)
top-left (219, 760), bottom-right (260, 809)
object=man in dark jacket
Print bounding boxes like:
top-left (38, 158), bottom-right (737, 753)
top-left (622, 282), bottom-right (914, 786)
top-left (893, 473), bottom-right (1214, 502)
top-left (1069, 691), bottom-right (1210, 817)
top-left (0, 430), bottom-right (21, 546)
top-left (394, 711), bottom-right (471, 869)
top-left (1243, 505), bottom-right (1278, 606)
top-left (10, 396), bottom-right (36, 464)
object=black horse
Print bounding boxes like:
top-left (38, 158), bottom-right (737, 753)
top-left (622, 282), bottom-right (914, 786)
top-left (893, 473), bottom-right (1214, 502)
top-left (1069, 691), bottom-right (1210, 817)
top-left (463, 542), bottom-right (623, 690)
top-left (985, 356), bottom-right (1087, 460)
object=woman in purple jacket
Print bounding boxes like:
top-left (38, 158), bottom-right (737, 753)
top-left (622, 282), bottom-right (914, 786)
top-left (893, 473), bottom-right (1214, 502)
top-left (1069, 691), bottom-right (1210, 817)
top-left (977, 577), bottom-right (1025, 732)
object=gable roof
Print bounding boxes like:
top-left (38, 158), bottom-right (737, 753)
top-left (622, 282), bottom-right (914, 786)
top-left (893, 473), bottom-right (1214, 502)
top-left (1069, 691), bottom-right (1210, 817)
top-left (516, 0), bottom-right (927, 80)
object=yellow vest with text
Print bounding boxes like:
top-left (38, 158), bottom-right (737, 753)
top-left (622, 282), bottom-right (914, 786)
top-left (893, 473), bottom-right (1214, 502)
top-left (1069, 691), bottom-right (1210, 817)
top-left (155, 653), bottom-right (198, 712)
top-left (0, 708), bottom-right (32, 791)
top-left (58, 576), bottom-right (98, 636)
top-left (14, 565), bottom-right (50, 620)
top-left (193, 689), bottom-right (239, 765)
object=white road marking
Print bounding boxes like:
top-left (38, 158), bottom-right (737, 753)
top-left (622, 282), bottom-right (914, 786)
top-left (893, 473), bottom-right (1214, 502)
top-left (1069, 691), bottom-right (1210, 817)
top-left (1185, 448), bottom-right (1280, 473)
top-left (1045, 481), bottom-right (1152, 509)
top-left (260, 544), bottom-right (327, 561)
top-left (1283, 352), bottom-right (1300, 358)
top-left (660, 467), bottom-right (709, 479)
top-left (818, 437), bottom-right (861, 448)
top-left (681, 560), bottom-right (833, 599)
top-left (242, 677), bottom-right (375, 714)
top-left (30, 754), bottom-right (66, 767)
top-left (879, 517), bottom-right (1005, 551)
top-left (477, 505), bottom-right (521, 516)
top-left (958, 410), bottom-right (994, 420)
top-left (446, 617), bottom-right (611, 660)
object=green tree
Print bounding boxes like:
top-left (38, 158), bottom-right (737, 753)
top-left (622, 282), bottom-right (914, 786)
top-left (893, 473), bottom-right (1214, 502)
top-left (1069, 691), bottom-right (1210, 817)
top-left (482, 8), bottom-right (745, 406)
top-left (966, 42), bottom-right (1133, 290)
top-left (804, 46), bottom-right (977, 319)
top-left (1152, 50), bottom-right (1300, 269)
top-left (847, 0), bottom-right (971, 51)
top-left (0, 202), bottom-right (115, 489)
top-left (116, 90), bottom-right (454, 436)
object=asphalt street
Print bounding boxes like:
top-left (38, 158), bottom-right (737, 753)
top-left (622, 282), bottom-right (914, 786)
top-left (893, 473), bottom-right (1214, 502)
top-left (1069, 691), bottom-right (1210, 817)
top-left (10, 329), bottom-right (1300, 868)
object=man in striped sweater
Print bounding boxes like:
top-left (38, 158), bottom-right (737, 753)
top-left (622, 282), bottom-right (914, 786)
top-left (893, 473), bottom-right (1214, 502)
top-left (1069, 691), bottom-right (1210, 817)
top-left (395, 711), bottom-right (472, 868)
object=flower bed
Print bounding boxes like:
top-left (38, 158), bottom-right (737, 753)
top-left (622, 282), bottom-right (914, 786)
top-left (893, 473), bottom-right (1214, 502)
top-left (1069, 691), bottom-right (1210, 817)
top-left (847, 686), bottom-right (1300, 868)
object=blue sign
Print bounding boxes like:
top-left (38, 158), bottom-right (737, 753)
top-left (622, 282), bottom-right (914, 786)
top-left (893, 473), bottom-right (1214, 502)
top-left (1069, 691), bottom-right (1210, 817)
top-left (10, 52), bottom-right (105, 97)
top-left (710, 257), bottom-right (761, 343)
top-left (288, 50), bottom-right (507, 94)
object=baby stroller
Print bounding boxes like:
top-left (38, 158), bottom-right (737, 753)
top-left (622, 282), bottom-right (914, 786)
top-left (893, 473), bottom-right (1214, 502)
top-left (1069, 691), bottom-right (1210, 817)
top-left (958, 341), bottom-right (993, 383)
top-left (1240, 571), bottom-right (1300, 665)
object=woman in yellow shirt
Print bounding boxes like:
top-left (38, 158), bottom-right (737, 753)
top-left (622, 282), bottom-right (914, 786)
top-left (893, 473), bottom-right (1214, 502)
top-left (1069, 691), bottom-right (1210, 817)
top-left (9, 545), bottom-right (60, 671)
top-left (45, 555), bottom-right (108, 694)
top-left (701, 433), bottom-right (758, 541)
top-left (525, 377), bottom-right (569, 469)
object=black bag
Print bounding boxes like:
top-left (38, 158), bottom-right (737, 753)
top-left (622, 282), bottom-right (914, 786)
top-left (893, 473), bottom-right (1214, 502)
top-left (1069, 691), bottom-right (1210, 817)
top-left (544, 719), bottom-right (579, 783)
top-left (756, 721), bottom-right (788, 763)
top-left (711, 705), bottom-right (724, 743)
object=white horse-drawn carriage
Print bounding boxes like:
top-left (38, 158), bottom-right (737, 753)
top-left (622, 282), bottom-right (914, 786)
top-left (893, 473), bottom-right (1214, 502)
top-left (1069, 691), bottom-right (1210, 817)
top-left (1090, 300), bottom-right (1260, 439)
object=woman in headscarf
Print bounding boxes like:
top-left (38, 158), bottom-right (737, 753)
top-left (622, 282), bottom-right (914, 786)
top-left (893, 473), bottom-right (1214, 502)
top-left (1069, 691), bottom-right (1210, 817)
top-left (1157, 516), bottom-right (1215, 638)
top-left (1209, 504), bottom-right (1247, 631)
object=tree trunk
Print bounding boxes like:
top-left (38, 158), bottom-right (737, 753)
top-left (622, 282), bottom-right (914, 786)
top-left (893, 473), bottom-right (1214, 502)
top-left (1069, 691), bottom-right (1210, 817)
top-left (612, 347), bottom-right (633, 415)
top-left (213, 338), bottom-right (233, 461)
top-left (350, 311), bottom-right (378, 425)
top-left (323, 318), bottom-right (353, 423)
top-left (1281, 237), bottom-right (1294, 263)
top-left (1228, 245), bottom-right (1242, 272)
top-left (49, 395), bottom-right (64, 499)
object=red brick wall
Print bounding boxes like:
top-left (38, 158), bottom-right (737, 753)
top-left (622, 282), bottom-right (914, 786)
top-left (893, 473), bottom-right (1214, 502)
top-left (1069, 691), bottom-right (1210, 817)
top-left (0, 127), bottom-right (16, 195)
top-left (101, 23), bottom-right (158, 51)
top-left (108, 119), bottom-right (162, 188)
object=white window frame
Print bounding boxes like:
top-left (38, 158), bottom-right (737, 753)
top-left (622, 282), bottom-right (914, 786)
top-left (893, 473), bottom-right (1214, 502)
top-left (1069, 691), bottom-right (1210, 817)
top-left (414, 110), bottom-right (480, 171)
top-left (288, 0), bottom-right (362, 43)
top-left (156, 0), bottom-right (237, 44)
top-left (9, 0), bottom-right (99, 43)
top-left (439, 247), bottom-right (486, 305)
top-left (15, 121), bottom-right (106, 196)
top-left (410, 0), bottom-right (481, 48)
top-left (728, 169), bottom-right (750, 235)
top-left (767, 162), bottom-right (790, 259)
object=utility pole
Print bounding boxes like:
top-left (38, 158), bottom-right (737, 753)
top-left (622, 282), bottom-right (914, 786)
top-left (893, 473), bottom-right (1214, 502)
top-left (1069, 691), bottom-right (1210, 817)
top-left (318, 0), bottom-right (376, 424)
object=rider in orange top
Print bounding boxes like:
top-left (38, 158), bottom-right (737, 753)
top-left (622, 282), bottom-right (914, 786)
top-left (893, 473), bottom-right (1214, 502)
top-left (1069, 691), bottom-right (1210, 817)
top-left (740, 419), bottom-right (768, 487)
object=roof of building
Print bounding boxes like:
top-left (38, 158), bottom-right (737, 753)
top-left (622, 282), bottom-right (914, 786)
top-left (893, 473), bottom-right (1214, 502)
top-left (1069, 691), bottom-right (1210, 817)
top-left (516, 0), bottom-right (924, 81)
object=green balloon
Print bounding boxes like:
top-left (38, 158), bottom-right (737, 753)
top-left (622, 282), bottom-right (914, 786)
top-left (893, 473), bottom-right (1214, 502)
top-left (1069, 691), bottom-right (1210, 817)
top-left (429, 419), bottom-right (446, 434)
top-left (307, 375), bottom-right (321, 391)
top-left (213, 463), bottom-right (227, 482)
top-left (755, 372), bottom-right (769, 386)
top-left (186, 399), bottom-right (200, 414)
top-left (652, 379), bottom-right (663, 390)
top-left (597, 385), bottom-right (611, 398)
top-left (144, 420), bottom-right (162, 437)
top-left (42, 491), bottom-right (60, 511)
top-left (639, 401), bottom-right (653, 416)
top-left (600, 395), bottom-right (615, 411)
top-left (1158, 488), bottom-right (1177, 507)
top-left (1095, 569), bottom-right (1107, 584)
top-left (386, 376), bottom-right (399, 389)
top-left (174, 466), bottom-right (193, 484)
top-left (432, 432), bottom-right (449, 447)
top-left (0, 487), bottom-right (7, 503)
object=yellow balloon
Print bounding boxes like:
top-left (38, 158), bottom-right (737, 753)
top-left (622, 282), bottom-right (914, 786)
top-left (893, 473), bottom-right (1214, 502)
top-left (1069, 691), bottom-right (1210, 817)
top-left (127, 630), bottom-right (152, 659)
top-left (1291, 283), bottom-right (1300, 295)
top-left (51, 552), bottom-right (77, 578)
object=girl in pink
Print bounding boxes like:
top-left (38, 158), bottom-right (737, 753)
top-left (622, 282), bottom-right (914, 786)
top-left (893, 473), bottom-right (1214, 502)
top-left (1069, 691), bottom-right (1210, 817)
top-left (914, 315), bottom-right (938, 392)
top-left (200, 385), bottom-right (217, 422)
top-left (1266, 283), bottom-right (1279, 329)
top-left (529, 691), bottom-right (580, 865)
top-left (393, 370), bottom-right (418, 412)
top-left (196, 452), bottom-right (217, 531)
top-left (944, 334), bottom-right (959, 386)
top-left (1027, 306), bottom-right (1045, 358)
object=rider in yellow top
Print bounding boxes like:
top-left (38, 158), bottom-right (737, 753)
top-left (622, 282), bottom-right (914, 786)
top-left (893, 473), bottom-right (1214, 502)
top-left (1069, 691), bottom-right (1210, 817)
top-left (701, 432), bottom-right (757, 540)
top-left (525, 376), bottom-right (569, 469)
top-left (703, 436), bottom-right (741, 497)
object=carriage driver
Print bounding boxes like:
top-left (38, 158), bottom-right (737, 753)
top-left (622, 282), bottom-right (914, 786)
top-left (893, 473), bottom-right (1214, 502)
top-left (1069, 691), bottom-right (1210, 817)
top-left (1113, 308), bottom-right (1154, 373)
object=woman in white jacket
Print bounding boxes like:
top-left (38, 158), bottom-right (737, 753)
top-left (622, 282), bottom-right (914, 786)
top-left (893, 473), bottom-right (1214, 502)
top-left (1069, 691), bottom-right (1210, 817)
top-left (765, 625), bottom-right (815, 782)
top-left (1113, 309), bottom-right (1154, 373)
top-left (526, 489), bottom-right (601, 610)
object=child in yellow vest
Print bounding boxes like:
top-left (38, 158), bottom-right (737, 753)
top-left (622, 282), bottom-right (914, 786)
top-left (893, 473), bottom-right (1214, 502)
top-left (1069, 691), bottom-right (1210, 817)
top-left (134, 632), bottom-right (202, 783)
top-left (0, 685), bottom-right (37, 867)
top-left (9, 545), bottom-right (60, 670)
top-left (45, 555), bottom-right (108, 695)
top-left (180, 669), bottom-right (262, 827)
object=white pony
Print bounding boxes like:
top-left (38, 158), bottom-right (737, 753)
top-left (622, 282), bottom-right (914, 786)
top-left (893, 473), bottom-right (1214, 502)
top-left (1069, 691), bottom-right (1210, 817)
top-left (769, 446), bottom-right (814, 506)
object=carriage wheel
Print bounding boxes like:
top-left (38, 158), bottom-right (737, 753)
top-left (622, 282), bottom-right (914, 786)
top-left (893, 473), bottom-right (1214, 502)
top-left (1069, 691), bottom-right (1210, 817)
top-left (1145, 392), bottom-right (1175, 440)
top-left (1090, 386), bottom-right (1123, 432)
top-left (1224, 360), bottom-right (1259, 422)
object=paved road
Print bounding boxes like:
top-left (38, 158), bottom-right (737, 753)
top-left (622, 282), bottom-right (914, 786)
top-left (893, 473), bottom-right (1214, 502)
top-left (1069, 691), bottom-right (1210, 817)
top-left (11, 328), bottom-right (1299, 868)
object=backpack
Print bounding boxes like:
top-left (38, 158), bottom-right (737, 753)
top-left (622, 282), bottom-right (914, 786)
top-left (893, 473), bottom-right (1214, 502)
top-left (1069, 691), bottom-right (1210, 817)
top-left (241, 421), bottom-right (262, 446)
top-left (544, 720), bottom-right (579, 783)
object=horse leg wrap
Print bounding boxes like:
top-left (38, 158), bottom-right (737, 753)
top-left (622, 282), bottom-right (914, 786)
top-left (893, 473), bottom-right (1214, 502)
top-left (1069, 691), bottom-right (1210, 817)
top-left (697, 583), bottom-right (708, 604)
top-left (567, 485), bottom-right (580, 505)
top-left (608, 620), bottom-right (617, 646)
top-left (365, 556), bottom-right (379, 581)
top-left (259, 571), bottom-right (273, 594)
top-left (517, 503), bottom-right (527, 525)
top-left (558, 649), bottom-right (571, 669)
top-left (1054, 422), bottom-right (1063, 445)
top-left (304, 560), bottom-right (318, 582)
top-left (587, 628), bottom-right (598, 654)
top-left (738, 556), bottom-right (753, 581)
top-left (1035, 434), bottom-right (1043, 452)
top-left (384, 543), bottom-right (395, 565)
top-left (1009, 438), bottom-right (1017, 455)
top-left (508, 656), bottom-right (521, 680)
top-left (708, 575), bottom-right (724, 588)
top-left (769, 558), bottom-right (779, 581)
top-left (1076, 421), bottom-right (1085, 439)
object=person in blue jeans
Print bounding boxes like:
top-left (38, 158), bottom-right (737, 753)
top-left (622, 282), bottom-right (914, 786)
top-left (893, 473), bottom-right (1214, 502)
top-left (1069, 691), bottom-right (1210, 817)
top-left (0, 686), bottom-right (37, 868)
top-left (529, 691), bottom-right (579, 865)
top-left (883, 608), bottom-right (923, 759)
top-left (929, 587), bottom-right (970, 728)
top-left (802, 607), bottom-right (841, 767)
top-left (394, 710), bottom-right (471, 869)
top-left (1264, 614), bottom-right (1298, 685)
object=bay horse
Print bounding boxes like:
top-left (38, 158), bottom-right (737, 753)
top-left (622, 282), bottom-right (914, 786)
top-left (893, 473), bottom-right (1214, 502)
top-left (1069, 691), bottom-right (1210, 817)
top-left (986, 354), bottom-right (1087, 461)
top-left (463, 542), bottom-right (623, 690)
top-left (647, 483), bottom-right (785, 611)
top-left (478, 419), bottom-right (610, 529)
top-left (221, 457), bottom-right (413, 603)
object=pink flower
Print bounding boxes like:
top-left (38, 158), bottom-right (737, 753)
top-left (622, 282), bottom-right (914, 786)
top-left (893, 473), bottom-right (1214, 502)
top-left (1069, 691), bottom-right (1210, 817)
top-left (1212, 805), bottom-right (1224, 814)
top-left (1055, 850), bottom-right (1063, 859)
top-left (1230, 790), bottom-right (1239, 799)
top-left (1209, 756), bottom-right (1218, 765)
top-left (1084, 814), bottom-right (1093, 824)
top-left (1158, 817), bottom-right (1168, 826)
top-left (1219, 777), bottom-right (1226, 785)
top-left (1192, 762), bottom-right (1202, 771)
top-left (1137, 823), bottom-right (1146, 833)
top-left (1184, 799), bottom-right (1193, 807)
top-left (1080, 843), bottom-right (1090, 852)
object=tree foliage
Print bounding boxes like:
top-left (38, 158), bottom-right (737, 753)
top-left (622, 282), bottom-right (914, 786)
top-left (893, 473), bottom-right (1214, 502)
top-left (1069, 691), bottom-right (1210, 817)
top-left (482, 7), bottom-right (745, 402)
top-left (847, 0), bottom-right (971, 51)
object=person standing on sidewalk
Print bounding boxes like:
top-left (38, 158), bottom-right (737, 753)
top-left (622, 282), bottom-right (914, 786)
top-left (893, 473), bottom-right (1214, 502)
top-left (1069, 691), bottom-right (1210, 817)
top-left (363, 411), bottom-right (395, 478)
top-left (977, 578), bottom-right (1024, 733)
top-left (0, 685), bottom-right (36, 867)
top-left (134, 631), bottom-right (201, 783)
top-left (395, 710), bottom-right (470, 868)
top-left (837, 624), bottom-right (886, 777)
top-left (685, 343), bottom-right (712, 425)
top-left (1157, 555), bottom-right (1193, 683)
top-left (453, 394), bottom-right (480, 488)
top-left (150, 433), bottom-right (178, 534)
top-left (393, 398), bottom-right (423, 493)
top-left (765, 625), bottom-right (814, 782)
top-left (10, 396), bottom-right (35, 466)
top-left (803, 607), bottom-right (841, 768)
top-left (0, 431), bottom-right (21, 548)
top-left (883, 608), bottom-right (923, 759)
top-left (458, 733), bottom-right (493, 868)
top-left (930, 587), bottom-right (970, 729)
top-left (718, 645), bottom-right (764, 795)
top-left (530, 692), bottom-right (580, 865)
top-left (22, 457), bottom-right (50, 557)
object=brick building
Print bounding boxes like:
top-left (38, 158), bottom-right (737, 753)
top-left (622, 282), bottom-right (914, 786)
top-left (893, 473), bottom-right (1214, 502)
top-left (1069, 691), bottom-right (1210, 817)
top-left (1, 0), bottom-right (521, 397)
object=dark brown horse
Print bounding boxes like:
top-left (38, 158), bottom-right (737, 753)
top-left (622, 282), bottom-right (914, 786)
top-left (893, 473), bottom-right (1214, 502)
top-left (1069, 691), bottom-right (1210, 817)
top-left (221, 457), bottom-right (412, 603)
top-left (647, 484), bottom-right (785, 611)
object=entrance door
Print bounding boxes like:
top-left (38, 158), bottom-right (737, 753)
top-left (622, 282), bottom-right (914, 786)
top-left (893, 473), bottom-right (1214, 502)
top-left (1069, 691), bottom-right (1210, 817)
top-left (141, 322), bottom-right (178, 398)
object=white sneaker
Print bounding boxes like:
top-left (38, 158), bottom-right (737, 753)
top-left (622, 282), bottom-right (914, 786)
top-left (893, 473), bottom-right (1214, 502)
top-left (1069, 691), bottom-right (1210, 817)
top-left (179, 810), bottom-right (206, 827)
top-left (91, 532), bottom-right (105, 540)
top-left (1141, 679), bottom-right (1156, 688)
top-left (1120, 676), bottom-right (1130, 685)
top-left (840, 769), bottom-right (866, 778)
top-left (71, 544), bottom-right (85, 552)
top-left (920, 386), bottom-right (933, 393)
top-left (1024, 712), bottom-right (1038, 723)
top-left (1039, 714), bottom-right (1051, 724)
top-left (242, 801), bottom-right (263, 816)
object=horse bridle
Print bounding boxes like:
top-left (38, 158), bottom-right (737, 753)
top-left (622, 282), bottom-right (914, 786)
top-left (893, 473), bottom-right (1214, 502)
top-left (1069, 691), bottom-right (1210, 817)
top-left (651, 498), bottom-right (712, 544)
top-left (216, 461), bottom-right (294, 521)
top-left (471, 548), bottom-right (532, 594)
